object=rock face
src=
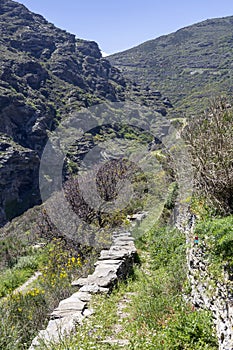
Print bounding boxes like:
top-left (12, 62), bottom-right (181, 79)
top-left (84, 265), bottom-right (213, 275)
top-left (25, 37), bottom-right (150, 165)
top-left (0, 135), bottom-right (40, 223)
top-left (0, 0), bottom-right (127, 226)
top-left (0, 0), bottom-right (126, 150)
top-left (0, 0), bottom-right (169, 226)
top-left (29, 231), bottom-right (137, 349)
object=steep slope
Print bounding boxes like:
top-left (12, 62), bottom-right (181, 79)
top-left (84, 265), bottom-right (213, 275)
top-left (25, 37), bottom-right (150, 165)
top-left (0, 0), bottom-right (169, 226)
top-left (0, 0), bottom-right (125, 152)
top-left (109, 16), bottom-right (233, 115)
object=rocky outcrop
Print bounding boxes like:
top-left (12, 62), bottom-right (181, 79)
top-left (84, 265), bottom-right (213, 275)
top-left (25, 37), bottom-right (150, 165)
top-left (29, 231), bottom-right (137, 349)
top-left (0, 0), bottom-right (127, 150)
top-left (0, 0), bottom-right (128, 226)
top-left (0, 135), bottom-right (40, 225)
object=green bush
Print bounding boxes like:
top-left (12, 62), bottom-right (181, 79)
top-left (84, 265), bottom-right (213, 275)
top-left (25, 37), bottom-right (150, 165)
top-left (195, 215), bottom-right (233, 276)
top-left (0, 237), bottom-right (98, 349)
top-left (154, 309), bottom-right (218, 349)
top-left (0, 268), bottom-right (34, 297)
top-left (13, 255), bottom-right (39, 271)
top-left (0, 288), bottom-right (48, 350)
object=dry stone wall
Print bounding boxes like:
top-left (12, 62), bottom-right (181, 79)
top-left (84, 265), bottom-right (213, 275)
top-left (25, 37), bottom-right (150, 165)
top-left (187, 242), bottom-right (233, 350)
top-left (176, 209), bottom-right (233, 350)
top-left (29, 231), bottom-right (137, 349)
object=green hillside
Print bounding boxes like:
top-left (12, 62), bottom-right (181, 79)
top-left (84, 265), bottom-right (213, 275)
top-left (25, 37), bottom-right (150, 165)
top-left (109, 16), bottom-right (233, 115)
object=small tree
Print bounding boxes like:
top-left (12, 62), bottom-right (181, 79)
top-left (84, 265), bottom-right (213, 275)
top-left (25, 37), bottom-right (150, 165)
top-left (64, 158), bottom-right (141, 228)
top-left (183, 97), bottom-right (233, 214)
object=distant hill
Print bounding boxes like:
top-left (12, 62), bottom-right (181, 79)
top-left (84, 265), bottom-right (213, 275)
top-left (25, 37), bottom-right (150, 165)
top-left (109, 16), bottom-right (233, 115)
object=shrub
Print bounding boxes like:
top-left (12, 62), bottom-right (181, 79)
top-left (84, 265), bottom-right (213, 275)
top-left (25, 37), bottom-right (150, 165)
top-left (0, 289), bottom-right (47, 350)
top-left (183, 97), bottom-right (233, 214)
top-left (195, 215), bottom-right (233, 277)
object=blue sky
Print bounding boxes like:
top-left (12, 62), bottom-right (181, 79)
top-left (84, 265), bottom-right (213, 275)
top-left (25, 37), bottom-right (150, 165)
top-left (17, 0), bottom-right (233, 55)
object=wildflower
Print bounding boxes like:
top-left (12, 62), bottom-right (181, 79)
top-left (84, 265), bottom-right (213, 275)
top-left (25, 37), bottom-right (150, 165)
top-left (60, 272), bottom-right (68, 279)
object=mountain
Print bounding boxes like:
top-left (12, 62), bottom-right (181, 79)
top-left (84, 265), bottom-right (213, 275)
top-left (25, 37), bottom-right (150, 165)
top-left (109, 16), bottom-right (233, 115)
top-left (0, 0), bottom-right (169, 226)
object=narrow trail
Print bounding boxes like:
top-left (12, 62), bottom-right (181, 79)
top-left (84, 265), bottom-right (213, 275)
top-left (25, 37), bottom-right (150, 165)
top-left (0, 271), bottom-right (42, 304)
top-left (13, 271), bottom-right (42, 294)
top-left (101, 292), bottom-right (137, 347)
top-left (101, 251), bottom-right (151, 347)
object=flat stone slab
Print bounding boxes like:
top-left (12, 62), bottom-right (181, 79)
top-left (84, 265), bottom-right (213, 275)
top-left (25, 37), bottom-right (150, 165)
top-left (56, 298), bottom-right (86, 310)
top-left (42, 320), bottom-right (61, 340)
top-left (112, 232), bottom-right (131, 237)
top-left (73, 269), bottom-right (117, 288)
top-left (50, 298), bottom-right (86, 319)
top-left (51, 309), bottom-right (83, 319)
top-left (113, 241), bottom-right (135, 247)
top-left (110, 245), bottom-right (134, 251)
top-left (114, 236), bottom-right (135, 241)
top-left (99, 251), bottom-right (126, 260)
top-left (72, 277), bottom-right (89, 287)
top-left (109, 247), bottom-right (132, 253)
top-left (30, 316), bottom-right (77, 346)
top-left (79, 283), bottom-right (109, 294)
top-left (72, 291), bottom-right (92, 302)
top-left (94, 259), bottom-right (122, 266)
top-left (94, 265), bottom-right (119, 274)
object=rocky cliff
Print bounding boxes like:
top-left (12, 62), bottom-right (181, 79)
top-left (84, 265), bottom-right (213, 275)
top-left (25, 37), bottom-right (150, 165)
top-left (0, 0), bottom-right (169, 226)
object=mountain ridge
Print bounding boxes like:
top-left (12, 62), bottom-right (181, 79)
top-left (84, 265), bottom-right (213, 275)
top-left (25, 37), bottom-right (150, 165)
top-left (109, 15), bottom-right (233, 115)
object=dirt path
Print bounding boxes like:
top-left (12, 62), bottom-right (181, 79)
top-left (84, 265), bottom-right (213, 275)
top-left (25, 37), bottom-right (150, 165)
top-left (0, 271), bottom-right (42, 305)
top-left (101, 251), bottom-right (151, 347)
top-left (13, 271), bottom-right (42, 294)
top-left (101, 291), bottom-right (137, 347)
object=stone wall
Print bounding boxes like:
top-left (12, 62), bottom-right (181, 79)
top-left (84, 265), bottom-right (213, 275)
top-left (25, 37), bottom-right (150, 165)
top-left (176, 209), bottom-right (233, 350)
top-left (29, 231), bottom-right (137, 349)
top-left (187, 242), bottom-right (233, 350)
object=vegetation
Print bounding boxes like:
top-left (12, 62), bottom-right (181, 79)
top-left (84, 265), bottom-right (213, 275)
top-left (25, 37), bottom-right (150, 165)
top-left (0, 253), bottom-right (40, 297)
top-left (183, 98), bottom-right (233, 214)
top-left (64, 158), bottom-right (148, 228)
top-left (194, 215), bottom-right (233, 280)
top-left (35, 225), bottom-right (217, 350)
top-left (0, 236), bottom-right (98, 350)
top-left (0, 3), bottom-right (232, 349)
top-left (2, 94), bottom-right (230, 348)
